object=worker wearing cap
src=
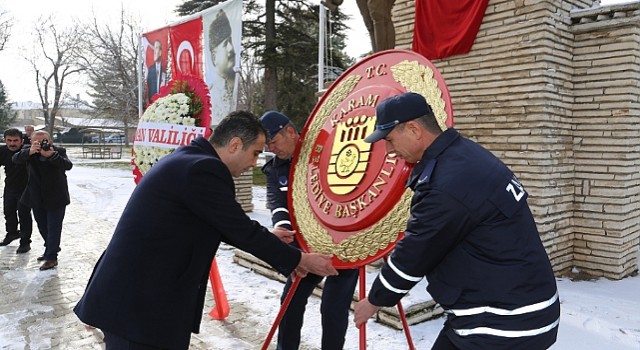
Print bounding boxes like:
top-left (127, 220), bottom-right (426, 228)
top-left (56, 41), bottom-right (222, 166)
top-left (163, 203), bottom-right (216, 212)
top-left (260, 111), bottom-right (359, 350)
top-left (354, 92), bottom-right (560, 350)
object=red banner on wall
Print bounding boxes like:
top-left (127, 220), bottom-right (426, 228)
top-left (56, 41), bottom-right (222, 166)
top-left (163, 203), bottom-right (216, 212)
top-left (169, 18), bottom-right (204, 79)
top-left (412, 0), bottom-right (489, 60)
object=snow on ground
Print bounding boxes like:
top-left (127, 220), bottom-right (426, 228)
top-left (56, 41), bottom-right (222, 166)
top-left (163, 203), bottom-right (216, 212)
top-left (4, 152), bottom-right (637, 349)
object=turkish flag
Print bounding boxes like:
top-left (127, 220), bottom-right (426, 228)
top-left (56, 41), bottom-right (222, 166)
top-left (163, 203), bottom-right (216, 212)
top-left (412, 0), bottom-right (489, 60)
top-left (169, 18), bottom-right (204, 78)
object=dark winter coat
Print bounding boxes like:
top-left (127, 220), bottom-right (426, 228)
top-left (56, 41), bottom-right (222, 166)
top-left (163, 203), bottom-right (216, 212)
top-left (368, 128), bottom-right (560, 350)
top-left (261, 155), bottom-right (293, 230)
top-left (74, 137), bottom-right (302, 350)
top-left (0, 145), bottom-right (28, 194)
top-left (12, 145), bottom-right (72, 208)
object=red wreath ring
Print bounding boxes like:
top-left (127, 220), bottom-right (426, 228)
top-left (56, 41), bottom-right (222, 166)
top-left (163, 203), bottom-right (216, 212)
top-left (132, 74), bottom-right (212, 184)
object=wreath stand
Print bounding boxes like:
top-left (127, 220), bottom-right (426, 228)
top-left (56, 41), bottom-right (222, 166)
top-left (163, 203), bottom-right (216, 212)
top-left (208, 258), bottom-right (230, 319)
top-left (260, 256), bottom-right (415, 350)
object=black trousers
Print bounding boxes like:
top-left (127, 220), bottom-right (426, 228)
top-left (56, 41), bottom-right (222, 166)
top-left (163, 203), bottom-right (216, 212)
top-left (277, 268), bottom-right (359, 350)
top-left (3, 190), bottom-right (32, 245)
top-left (103, 331), bottom-right (168, 350)
top-left (32, 206), bottom-right (65, 260)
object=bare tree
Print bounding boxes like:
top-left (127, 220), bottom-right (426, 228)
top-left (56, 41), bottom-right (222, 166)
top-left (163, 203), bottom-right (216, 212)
top-left (0, 8), bottom-right (13, 51)
top-left (26, 16), bottom-right (85, 136)
top-left (77, 9), bottom-right (141, 146)
top-left (237, 54), bottom-right (264, 114)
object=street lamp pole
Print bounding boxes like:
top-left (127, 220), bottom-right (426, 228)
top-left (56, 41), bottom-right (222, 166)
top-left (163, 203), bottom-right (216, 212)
top-left (318, 3), bottom-right (326, 92)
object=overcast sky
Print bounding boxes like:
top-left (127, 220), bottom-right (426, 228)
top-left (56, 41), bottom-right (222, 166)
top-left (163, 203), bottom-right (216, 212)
top-left (0, 0), bottom-right (634, 103)
top-left (0, 0), bottom-right (368, 103)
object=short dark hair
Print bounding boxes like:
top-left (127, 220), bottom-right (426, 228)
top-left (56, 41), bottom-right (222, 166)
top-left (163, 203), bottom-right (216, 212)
top-left (209, 111), bottom-right (267, 150)
top-left (413, 113), bottom-right (443, 134)
top-left (4, 128), bottom-right (23, 139)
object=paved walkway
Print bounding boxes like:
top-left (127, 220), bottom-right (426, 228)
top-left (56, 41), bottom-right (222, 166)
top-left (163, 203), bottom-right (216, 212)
top-left (0, 177), bottom-right (115, 349)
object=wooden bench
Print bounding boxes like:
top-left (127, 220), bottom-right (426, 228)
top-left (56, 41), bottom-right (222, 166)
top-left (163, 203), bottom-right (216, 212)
top-left (81, 145), bottom-right (123, 159)
top-left (109, 146), bottom-right (122, 159)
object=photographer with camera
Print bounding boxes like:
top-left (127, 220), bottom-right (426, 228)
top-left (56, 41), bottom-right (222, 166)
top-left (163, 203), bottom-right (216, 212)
top-left (13, 130), bottom-right (73, 271)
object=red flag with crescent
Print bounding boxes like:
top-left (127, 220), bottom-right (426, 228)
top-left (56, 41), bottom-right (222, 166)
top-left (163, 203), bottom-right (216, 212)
top-left (169, 18), bottom-right (204, 79)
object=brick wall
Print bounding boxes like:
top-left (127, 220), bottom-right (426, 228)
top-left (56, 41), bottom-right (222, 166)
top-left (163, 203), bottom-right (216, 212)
top-left (235, 171), bottom-right (254, 212)
top-left (570, 4), bottom-right (640, 278)
top-left (392, 0), bottom-right (640, 279)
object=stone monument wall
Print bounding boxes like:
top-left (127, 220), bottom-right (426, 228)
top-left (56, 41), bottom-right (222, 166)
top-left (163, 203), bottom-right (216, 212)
top-left (391, 0), bottom-right (640, 279)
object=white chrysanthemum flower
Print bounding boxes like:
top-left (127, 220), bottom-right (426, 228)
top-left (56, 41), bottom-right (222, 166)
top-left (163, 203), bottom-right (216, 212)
top-left (167, 115), bottom-right (180, 125)
top-left (176, 93), bottom-right (190, 104)
top-left (178, 104), bottom-right (189, 116)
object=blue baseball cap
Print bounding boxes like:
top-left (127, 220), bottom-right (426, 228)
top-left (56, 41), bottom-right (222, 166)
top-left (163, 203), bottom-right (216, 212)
top-left (364, 92), bottom-right (434, 143)
top-left (259, 111), bottom-right (291, 140)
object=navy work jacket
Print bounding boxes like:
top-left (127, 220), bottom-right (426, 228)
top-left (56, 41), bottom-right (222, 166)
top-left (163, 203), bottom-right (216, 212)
top-left (261, 155), bottom-right (293, 230)
top-left (368, 128), bottom-right (559, 350)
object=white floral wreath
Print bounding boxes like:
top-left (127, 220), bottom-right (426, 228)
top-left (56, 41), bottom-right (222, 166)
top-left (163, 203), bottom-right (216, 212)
top-left (132, 76), bottom-right (211, 183)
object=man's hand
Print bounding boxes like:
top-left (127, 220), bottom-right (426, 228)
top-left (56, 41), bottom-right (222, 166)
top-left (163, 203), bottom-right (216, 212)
top-left (296, 252), bottom-right (337, 277)
top-left (354, 297), bottom-right (380, 328)
top-left (29, 141), bottom-right (40, 156)
top-left (272, 226), bottom-right (295, 244)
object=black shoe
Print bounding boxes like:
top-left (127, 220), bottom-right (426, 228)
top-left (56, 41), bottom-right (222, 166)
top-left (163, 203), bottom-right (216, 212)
top-left (0, 234), bottom-right (20, 246)
top-left (16, 244), bottom-right (31, 254)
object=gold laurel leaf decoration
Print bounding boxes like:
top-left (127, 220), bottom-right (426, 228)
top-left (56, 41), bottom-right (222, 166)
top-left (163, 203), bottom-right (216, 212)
top-left (292, 75), bottom-right (362, 257)
top-left (292, 73), bottom-right (414, 262)
top-left (390, 60), bottom-right (449, 131)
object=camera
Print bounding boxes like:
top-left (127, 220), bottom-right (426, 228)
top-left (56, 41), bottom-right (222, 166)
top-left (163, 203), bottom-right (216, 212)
top-left (40, 140), bottom-right (52, 151)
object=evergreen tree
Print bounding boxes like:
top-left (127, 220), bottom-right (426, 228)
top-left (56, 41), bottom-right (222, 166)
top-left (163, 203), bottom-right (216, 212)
top-left (266, 2), bottom-right (352, 127)
top-left (0, 80), bottom-right (16, 132)
top-left (175, 0), bottom-right (352, 127)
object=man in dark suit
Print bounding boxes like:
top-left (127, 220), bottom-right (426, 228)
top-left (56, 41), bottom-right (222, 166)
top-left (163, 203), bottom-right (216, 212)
top-left (0, 128), bottom-right (33, 253)
top-left (12, 130), bottom-right (73, 271)
top-left (74, 111), bottom-right (338, 350)
top-left (146, 40), bottom-right (165, 105)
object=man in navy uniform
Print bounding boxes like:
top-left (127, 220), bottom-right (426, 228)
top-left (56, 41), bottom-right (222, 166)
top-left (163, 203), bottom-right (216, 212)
top-left (354, 93), bottom-right (559, 350)
top-left (261, 111), bottom-right (359, 350)
top-left (74, 112), bottom-right (338, 349)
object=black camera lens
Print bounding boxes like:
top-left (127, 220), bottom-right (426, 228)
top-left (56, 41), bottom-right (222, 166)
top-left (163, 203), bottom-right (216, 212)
top-left (41, 141), bottom-right (51, 151)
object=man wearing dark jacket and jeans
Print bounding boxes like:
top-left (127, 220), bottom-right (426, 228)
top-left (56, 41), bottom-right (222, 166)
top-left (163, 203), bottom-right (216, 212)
top-left (0, 128), bottom-right (33, 253)
top-left (13, 130), bottom-right (73, 271)
top-left (354, 93), bottom-right (559, 350)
